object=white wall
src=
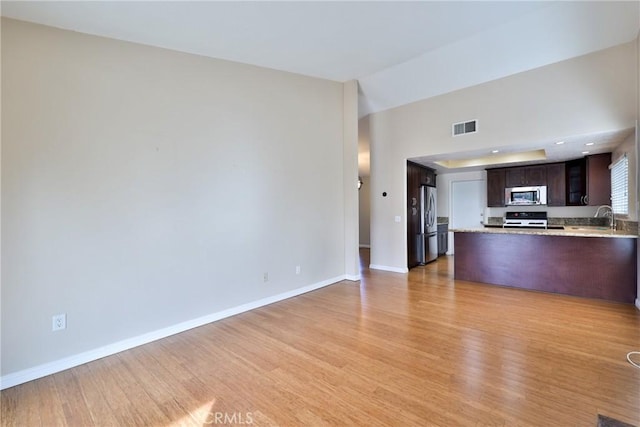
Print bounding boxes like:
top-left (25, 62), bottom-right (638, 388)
top-left (436, 171), bottom-right (485, 219)
top-left (436, 171), bottom-right (485, 255)
top-left (369, 41), bottom-right (637, 271)
top-left (1, 19), bottom-right (350, 379)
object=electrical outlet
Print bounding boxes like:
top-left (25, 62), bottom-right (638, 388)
top-left (52, 314), bottom-right (66, 331)
top-left (263, 272), bottom-right (269, 282)
top-left (295, 266), bottom-right (301, 275)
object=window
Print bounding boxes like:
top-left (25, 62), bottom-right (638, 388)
top-left (610, 154), bottom-right (628, 215)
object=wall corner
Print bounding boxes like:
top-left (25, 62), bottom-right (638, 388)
top-left (343, 80), bottom-right (359, 278)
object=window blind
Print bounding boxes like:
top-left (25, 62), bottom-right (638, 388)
top-left (610, 154), bottom-right (628, 215)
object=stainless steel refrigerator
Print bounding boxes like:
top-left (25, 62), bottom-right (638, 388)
top-left (417, 185), bottom-right (438, 264)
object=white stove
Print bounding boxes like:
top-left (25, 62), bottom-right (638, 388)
top-left (503, 211), bottom-right (548, 228)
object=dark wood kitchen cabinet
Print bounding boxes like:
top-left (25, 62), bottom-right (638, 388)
top-left (586, 153), bottom-right (611, 206)
top-left (505, 168), bottom-right (525, 188)
top-left (566, 153), bottom-right (611, 206)
top-left (566, 158), bottom-right (586, 205)
top-left (486, 168), bottom-right (506, 207)
top-left (422, 168), bottom-right (436, 187)
top-left (487, 153), bottom-right (610, 208)
top-left (437, 223), bottom-right (448, 256)
top-left (454, 230), bottom-right (636, 303)
top-left (546, 162), bottom-right (566, 206)
top-left (407, 161), bottom-right (437, 268)
top-left (505, 165), bottom-right (547, 187)
top-left (407, 162), bottom-right (422, 268)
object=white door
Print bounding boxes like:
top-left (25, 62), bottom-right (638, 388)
top-left (450, 180), bottom-right (485, 254)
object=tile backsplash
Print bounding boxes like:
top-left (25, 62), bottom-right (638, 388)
top-left (484, 215), bottom-right (638, 234)
top-left (548, 217), bottom-right (610, 226)
top-left (617, 219), bottom-right (639, 235)
top-left (485, 217), bottom-right (504, 226)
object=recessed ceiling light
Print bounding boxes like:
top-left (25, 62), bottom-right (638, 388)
top-left (582, 151), bottom-right (590, 154)
top-left (585, 142), bottom-right (595, 146)
top-left (491, 150), bottom-right (499, 154)
top-left (555, 141), bottom-right (565, 145)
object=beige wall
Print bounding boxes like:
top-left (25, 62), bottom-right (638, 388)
top-left (613, 133), bottom-right (637, 221)
top-left (1, 18), bottom-right (349, 378)
top-left (369, 41), bottom-right (638, 271)
top-left (343, 80), bottom-right (359, 279)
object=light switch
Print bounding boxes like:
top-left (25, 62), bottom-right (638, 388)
top-left (394, 216), bottom-right (401, 223)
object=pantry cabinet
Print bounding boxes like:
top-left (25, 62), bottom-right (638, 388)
top-left (407, 161), bottom-right (437, 268)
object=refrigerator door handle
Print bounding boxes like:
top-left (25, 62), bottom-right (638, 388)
top-left (427, 191), bottom-right (436, 229)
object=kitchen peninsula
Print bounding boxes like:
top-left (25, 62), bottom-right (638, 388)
top-left (452, 227), bottom-right (637, 303)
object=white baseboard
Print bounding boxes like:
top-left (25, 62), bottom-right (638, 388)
top-left (345, 274), bottom-right (361, 281)
top-left (369, 264), bottom-right (408, 274)
top-left (635, 298), bottom-right (640, 311)
top-left (0, 275), bottom-right (346, 390)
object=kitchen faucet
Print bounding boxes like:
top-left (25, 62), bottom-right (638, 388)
top-left (594, 205), bottom-right (616, 230)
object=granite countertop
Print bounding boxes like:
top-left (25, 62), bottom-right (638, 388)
top-left (451, 226), bottom-right (637, 239)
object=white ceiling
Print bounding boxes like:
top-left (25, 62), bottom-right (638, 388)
top-left (1, 1), bottom-right (550, 83)
top-left (359, 1), bottom-right (640, 116)
top-left (2, 1), bottom-right (639, 176)
top-left (3, 1), bottom-right (638, 118)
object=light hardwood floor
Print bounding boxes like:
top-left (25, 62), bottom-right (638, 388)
top-left (2, 251), bottom-right (639, 426)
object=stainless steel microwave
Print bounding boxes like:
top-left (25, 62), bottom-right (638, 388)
top-left (505, 186), bottom-right (547, 206)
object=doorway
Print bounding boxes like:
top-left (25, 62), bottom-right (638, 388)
top-left (450, 180), bottom-right (485, 254)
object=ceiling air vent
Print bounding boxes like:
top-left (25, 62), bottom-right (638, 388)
top-left (452, 120), bottom-right (477, 136)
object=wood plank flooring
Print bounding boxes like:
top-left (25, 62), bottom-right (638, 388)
top-left (2, 251), bottom-right (639, 426)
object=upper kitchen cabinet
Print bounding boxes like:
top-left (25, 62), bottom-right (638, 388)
top-left (566, 158), bottom-right (586, 205)
top-left (422, 167), bottom-right (436, 187)
top-left (407, 161), bottom-right (436, 190)
top-left (586, 153), bottom-right (611, 206)
top-left (487, 154), bottom-right (610, 208)
top-left (505, 165), bottom-right (547, 187)
top-left (546, 163), bottom-right (566, 206)
top-left (486, 169), bottom-right (506, 207)
top-left (565, 153), bottom-right (611, 206)
top-left (487, 165), bottom-right (546, 207)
